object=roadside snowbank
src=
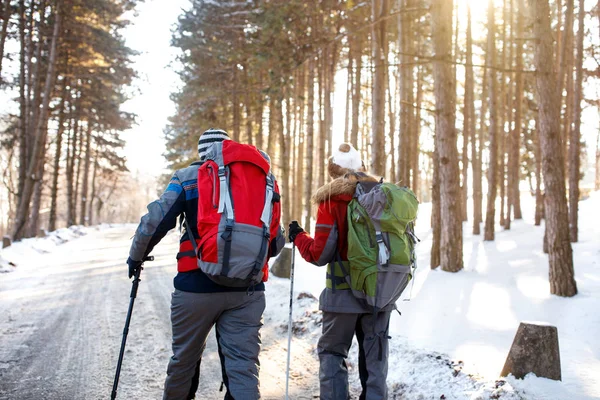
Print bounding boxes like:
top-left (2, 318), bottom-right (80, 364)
top-left (0, 224), bottom-right (128, 273)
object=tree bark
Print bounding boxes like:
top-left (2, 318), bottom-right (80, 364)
top-left (49, 82), bottom-right (68, 232)
top-left (568, 0), bottom-right (584, 243)
top-left (294, 67), bottom-right (305, 221)
top-left (88, 154), bottom-right (98, 226)
top-left (370, 0), bottom-right (388, 176)
top-left (344, 48), bottom-right (352, 144)
top-left (531, 0), bottom-right (577, 297)
top-left (508, 0), bottom-right (525, 225)
top-left (303, 59), bottom-right (315, 233)
top-left (412, 63), bottom-right (422, 197)
top-left (484, 0), bottom-right (499, 242)
top-left (79, 123), bottom-right (92, 226)
top-left (351, 35), bottom-right (362, 149)
top-left (276, 93), bottom-right (290, 229)
top-left (17, 0), bottom-right (27, 205)
top-left (431, 0), bottom-right (463, 272)
top-left (232, 68), bottom-right (240, 142)
top-left (431, 148), bottom-right (440, 269)
top-left (398, 0), bottom-right (413, 185)
top-left (317, 51), bottom-right (326, 187)
top-left (534, 116), bottom-right (544, 226)
top-left (473, 59), bottom-right (487, 235)
top-left (558, 0), bottom-right (574, 156)
top-left (462, 4), bottom-right (474, 222)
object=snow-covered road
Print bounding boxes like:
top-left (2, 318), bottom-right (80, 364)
top-left (0, 226), bottom-right (319, 400)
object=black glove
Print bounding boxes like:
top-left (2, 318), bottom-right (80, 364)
top-left (288, 221), bottom-right (304, 243)
top-left (127, 257), bottom-right (143, 279)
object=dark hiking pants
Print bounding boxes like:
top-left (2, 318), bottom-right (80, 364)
top-left (163, 290), bottom-right (266, 400)
top-left (317, 311), bottom-right (392, 400)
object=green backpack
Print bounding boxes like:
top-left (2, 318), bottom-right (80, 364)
top-left (340, 180), bottom-right (419, 313)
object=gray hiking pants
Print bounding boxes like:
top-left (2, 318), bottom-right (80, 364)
top-left (317, 311), bottom-right (392, 400)
top-left (163, 290), bottom-right (266, 400)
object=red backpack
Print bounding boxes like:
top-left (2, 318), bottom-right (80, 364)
top-left (188, 140), bottom-right (280, 287)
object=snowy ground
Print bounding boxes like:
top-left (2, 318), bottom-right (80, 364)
top-left (0, 193), bottom-right (599, 399)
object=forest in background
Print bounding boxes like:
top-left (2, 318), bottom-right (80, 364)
top-left (0, 0), bottom-right (145, 242)
top-left (165, 0), bottom-right (600, 297)
top-left (0, 0), bottom-right (598, 299)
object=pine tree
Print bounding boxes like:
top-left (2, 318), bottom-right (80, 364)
top-left (531, 0), bottom-right (577, 297)
top-left (431, 0), bottom-right (463, 272)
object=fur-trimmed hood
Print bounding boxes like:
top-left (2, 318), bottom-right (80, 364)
top-left (312, 172), bottom-right (380, 204)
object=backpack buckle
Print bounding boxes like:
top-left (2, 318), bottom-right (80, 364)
top-left (221, 219), bottom-right (234, 241)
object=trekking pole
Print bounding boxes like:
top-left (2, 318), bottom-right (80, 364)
top-left (285, 236), bottom-right (297, 400)
top-left (111, 255), bottom-right (154, 400)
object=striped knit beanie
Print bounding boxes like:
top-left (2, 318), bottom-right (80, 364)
top-left (198, 128), bottom-right (230, 161)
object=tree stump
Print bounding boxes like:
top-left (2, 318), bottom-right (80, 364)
top-left (2, 236), bottom-right (11, 249)
top-left (270, 246), bottom-right (292, 279)
top-left (500, 322), bottom-right (561, 381)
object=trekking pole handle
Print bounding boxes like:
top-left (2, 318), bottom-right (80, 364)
top-left (143, 256), bottom-right (154, 262)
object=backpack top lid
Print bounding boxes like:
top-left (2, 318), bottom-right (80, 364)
top-left (204, 140), bottom-right (270, 174)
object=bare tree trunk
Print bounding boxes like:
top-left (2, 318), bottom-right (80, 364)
top-left (317, 51), bottom-right (326, 187)
top-left (531, 0), bottom-right (577, 297)
top-left (568, 0), bottom-right (584, 243)
top-left (398, 0), bottom-right (413, 185)
top-left (370, 0), bottom-right (388, 176)
top-left (49, 88), bottom-right (68, 232)
top-left (326, 43), bottom-right (338, 157)
top-left (412, 63), bottom-right (422, 197)
top-left (473, 60), bottom-right (487, 235)
top-left (17, 0), bottom-right (27, 205)
top-left (12, 3), bottom-right (61, 240)
top-left (387, 60), bottom-right (396, 183)
top-left (351, 35), bottom-right (362, 149)
top-left (244, 67), bottom-right (253, 145)
top-left (431, 148), bottom-right (440, 269)
top-left (462, 5), bottom-right (474, 222)
top-left (558, 0), bottom-right (574, 155)
top-left (499, 0), bottom-right (508, 228)
top-left (534, 118), bottom-right (544, 226)
top-left (73, 122), bottom-right (84, 224)
top-left (67, 111), bottom-right (80, 227)
top-left (255, 89), bottom-right (264, 150)
top-left (28, 147), bottom-right (47, 237)
top-left (88, 154), bottom-right (98, 226)
top-left (303, 59), bottom-right (315, 233)
top-left (431, 0), bottom-right (463, 272)
top-left (294, 67), bottom-right (305, 221)
top-left (508, 0), bottom-right (525, 225)
top-left (232, 68), bottom-right (240, 142)
top-left (79, 123), bottom-right (92, 226)
top-left (344, 57), bottom-right (352, 144)
top-left (484, 0), bottom-right (499, 242)
top-left (0, 0), bottom-right (12, 79)
top-left (276, 93), bottom-right (290, 229)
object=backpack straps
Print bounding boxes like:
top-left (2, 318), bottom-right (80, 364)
top-left (249, 172), bottom-right (275, 279)
top-left (261, 174), bottom-right (274, 226)
top-left (182, 212), bottom-right (199, 258)
top-left (205, 142), bottom-right (236, 277)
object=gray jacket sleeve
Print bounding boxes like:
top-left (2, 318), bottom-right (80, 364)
top-left (129, 172), bottom-right (185, 261)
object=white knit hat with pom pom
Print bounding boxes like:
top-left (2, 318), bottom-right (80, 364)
top-left (328, 143), bottom-right (364, 179)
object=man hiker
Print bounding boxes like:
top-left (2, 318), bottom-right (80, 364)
top-left (127, 128), bottom-right (285, 400)
top-left (288, 143), bottom-right (411, 400)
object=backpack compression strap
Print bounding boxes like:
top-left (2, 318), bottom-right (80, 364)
top-left (206, 142), bottom-right (235, 277)
top-left (250, 173), bottom-right (275, 279)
